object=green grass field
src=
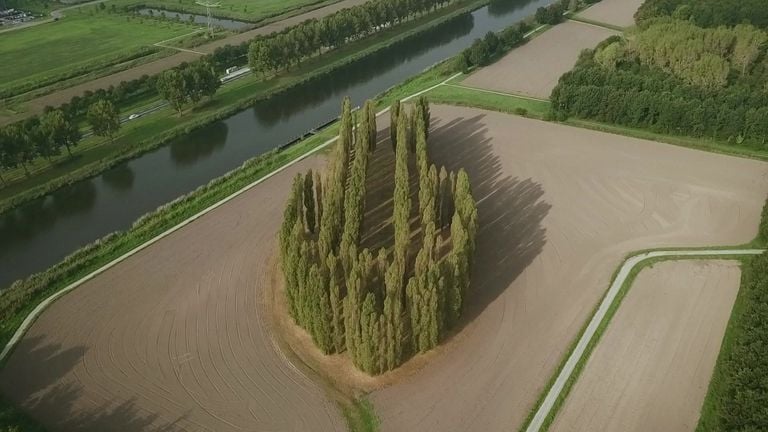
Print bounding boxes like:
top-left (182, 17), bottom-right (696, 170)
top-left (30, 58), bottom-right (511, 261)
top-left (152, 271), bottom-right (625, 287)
top-left (0, 11), bottom-right (198, 94)
top-left (122, 0), bottom-right (334, 22)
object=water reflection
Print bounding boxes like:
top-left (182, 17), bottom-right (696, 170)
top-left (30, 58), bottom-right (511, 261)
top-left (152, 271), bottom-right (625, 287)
top-left (0, 0), bottom-right (552, 289)
top-left (102, 165), bottom-right (135, 192)
top-left (169, 122), bottom-right (229, 166)
top-left (488, 0), bottom-right (538, 16)
top-left (251, 13), bottom-right (475, 128)
top-left (136, 8), bottom-right (251, 30)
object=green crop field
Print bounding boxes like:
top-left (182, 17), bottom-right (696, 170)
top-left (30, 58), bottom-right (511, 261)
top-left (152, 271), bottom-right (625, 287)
top-left (0, 10), bottom-right (198, 93)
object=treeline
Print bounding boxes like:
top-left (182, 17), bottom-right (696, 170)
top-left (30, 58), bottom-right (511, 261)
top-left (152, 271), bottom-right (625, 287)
top-left (699, 249), bottom-right (768, 430)
top-left (457, 0), bottom-right (604, 70)
top-left (248, 0), bottom-right (455, 75)
top-left (0, 61), bottom-right (220, 183)
top-left (0, 101), bottom-right (120, 181)
top-left (458, 22), bottom-right (529, 70)
top-left (156, 61), bottom-right (221, 115)
top-left (279, 96), bottom-right (478, 374)
top-left (635, 0), bottom-right (768, 30)
top-left (550, 20), bottom-right (768, 146)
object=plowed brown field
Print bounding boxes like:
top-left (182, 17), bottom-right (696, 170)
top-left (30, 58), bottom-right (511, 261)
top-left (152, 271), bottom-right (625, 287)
top-left (551, 260), bottom-right (741, 432)
top-left (2, 105), bottom-right (766, 432)
top-left (578, 0), bottom-right (645, 28)
top-left (0, 157), bottom-right (344, 432)
top-left (370, 105), bottom-right (768, 432)
top-left (462, 21), bottom-right (618, 99)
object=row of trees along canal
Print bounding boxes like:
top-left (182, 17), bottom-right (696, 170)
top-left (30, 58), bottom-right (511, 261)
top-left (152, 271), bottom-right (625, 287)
top-left (0, 62), bottom-right (219, 184)
top-left (279, 96), bottom-right (478, 374)
top-left (0, 0), bottom-right (462, 190)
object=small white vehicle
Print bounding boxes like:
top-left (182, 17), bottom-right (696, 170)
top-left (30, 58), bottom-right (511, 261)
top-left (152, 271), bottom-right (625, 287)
top-left (128, 113), bottom-right (141, 120)
top-left (225, 66), bottom-right (240, 75)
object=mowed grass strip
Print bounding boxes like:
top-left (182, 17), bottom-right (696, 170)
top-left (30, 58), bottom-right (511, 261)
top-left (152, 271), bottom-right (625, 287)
top-left (0, 12), bottom-right (196, 92)
top-left (426, 83), bottom-right (551, 118)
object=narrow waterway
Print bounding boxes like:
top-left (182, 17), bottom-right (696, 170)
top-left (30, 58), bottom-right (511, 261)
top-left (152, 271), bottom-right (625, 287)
top-left (136, 8), bottom-right (252, 30)
top-left (0, 0), bottom-right (551, 289)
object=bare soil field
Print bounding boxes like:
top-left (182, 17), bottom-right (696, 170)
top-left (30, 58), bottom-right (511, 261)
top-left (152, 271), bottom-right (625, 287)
top-left (2, 0), bottom-right (369, 125)
top-left (370, 105), bottom-right (768, 432)
top-left (577, 0), bottom-right (645, 28)
top-left (462, 21), bottom-right (618, 99)
top-left (0, 157), bottom-right (345, 431)
top-left (550, 260), bottom-right (741, 432)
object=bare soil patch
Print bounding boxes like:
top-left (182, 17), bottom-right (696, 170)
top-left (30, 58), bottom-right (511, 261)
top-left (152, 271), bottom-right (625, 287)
top-left (550, 260), bottom-right (741, 432)
top-left (0, 156), bottom-right (345, 431)
top-left (577, 0), bottom-right (645, 28)
top-left (370, 105), bottom-right (768, 432)
top-left (462, 21), bottom-right (618, 99)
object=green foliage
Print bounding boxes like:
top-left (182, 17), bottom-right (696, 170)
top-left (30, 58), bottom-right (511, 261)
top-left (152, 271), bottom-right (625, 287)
top-left (761, 197), bottom-right (768, 242)
top-left (248, 0), bottom-right (457, 75)
top-left (86, 99), bottom-right (120, 143)
top-left (390, 99), bottom-right (401, 152)
top-left (551, 19), bottom-right (768, 147)
top-left (278, 96), bottom-right (477, 375)
top-left (460, 20), bottom-right (530, 69)
top-left (696, 252), bottom-right (768, 430)
top-left (157, 61), bottom-right (221, 116)
top-left (635, 0), bottom-right (768, 30)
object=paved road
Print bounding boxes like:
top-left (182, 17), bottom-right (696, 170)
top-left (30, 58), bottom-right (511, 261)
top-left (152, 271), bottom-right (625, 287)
top-left (524, 248), bottom-right (766, 432)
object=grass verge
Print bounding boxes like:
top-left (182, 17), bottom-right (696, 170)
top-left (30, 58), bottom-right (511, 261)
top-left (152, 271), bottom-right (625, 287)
top-left (343, 397), bottom-right (380, 432)
top-left (427, 84), bottom-right (550, 119)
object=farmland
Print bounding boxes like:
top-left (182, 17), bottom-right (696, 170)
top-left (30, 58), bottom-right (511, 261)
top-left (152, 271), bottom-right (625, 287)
top-left (3, 102), bottom-right (765, 431)
top-left (461, 21), bottom-right (618, 99)
top-left (550, 260), bottom-right (741, 432)
top-left (0, 11), bottom-right (199, 96)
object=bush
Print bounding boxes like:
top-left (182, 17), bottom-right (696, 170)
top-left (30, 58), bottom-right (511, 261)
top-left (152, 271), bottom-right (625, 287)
top-left (514, 107), bottom-right (528, 116)
top-left (761, 196), bottom-right (768, 242)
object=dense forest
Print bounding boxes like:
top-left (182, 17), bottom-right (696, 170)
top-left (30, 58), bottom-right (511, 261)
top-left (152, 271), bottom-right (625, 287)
top-left (550, 18), bottom-right (768, 146)
top-left (279, 97), bottom-right (478, 374)
top-left (635, 0), bottom-right (768, 30)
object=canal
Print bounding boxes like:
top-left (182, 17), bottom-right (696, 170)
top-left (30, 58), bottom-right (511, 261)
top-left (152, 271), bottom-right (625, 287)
top-left (0, 0), bottom-right (551, 288)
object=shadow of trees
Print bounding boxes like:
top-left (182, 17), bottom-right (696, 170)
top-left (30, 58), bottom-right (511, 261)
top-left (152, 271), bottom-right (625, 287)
top-left (429, 112), bottom-right (550, 325)
top-left (0, 335), bottom-right (187, 431)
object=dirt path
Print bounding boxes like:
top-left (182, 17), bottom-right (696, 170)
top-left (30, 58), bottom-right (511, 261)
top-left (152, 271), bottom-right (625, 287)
top-left (549, 259), bottom-right (742, 432)
top-left (0, 155), bottom-right (344, 432)
top-left (577, 0), bottom-right (645, 28)
top-left (370, 105), bottom-right (768, 432)
top-left (3, 0), bottom-right (369, 125)
top-left (462, 21), bottom-right (618, 99)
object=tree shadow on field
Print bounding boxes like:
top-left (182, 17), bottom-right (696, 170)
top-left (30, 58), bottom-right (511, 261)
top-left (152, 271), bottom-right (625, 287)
top-left (0, 335), bottom-right (188, 432)
top-left (429, 113), bottom-right (550, 327)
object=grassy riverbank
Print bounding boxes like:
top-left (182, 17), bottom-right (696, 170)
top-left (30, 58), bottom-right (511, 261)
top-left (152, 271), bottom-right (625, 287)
top-left (0, 0), bottom-right (490, 215)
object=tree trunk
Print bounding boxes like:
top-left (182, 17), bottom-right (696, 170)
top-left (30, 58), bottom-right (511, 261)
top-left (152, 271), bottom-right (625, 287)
top-left (0, 170), bottom-right (5, 185)
top-left (21, 161), bottom-right (30, 177)
top-left (65, 143), bottom-right (73, 157)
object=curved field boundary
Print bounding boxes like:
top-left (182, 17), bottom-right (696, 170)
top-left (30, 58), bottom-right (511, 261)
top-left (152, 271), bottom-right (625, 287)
top-left (524, 248), bottom-right (765, 432)
top-left (0, 72), bottom-right (458, 364)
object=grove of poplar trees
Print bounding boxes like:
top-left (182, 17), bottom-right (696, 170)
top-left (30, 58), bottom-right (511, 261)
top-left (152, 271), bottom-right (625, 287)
top-left (278, 96), bottom-right (477, 374)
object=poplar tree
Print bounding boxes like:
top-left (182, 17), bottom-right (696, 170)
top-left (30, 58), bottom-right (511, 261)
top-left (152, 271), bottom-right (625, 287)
top-left (390, 99), bottom-right (401, 152)
top-left (366, 100), bottom-right (377, 152)
top-left (327, 253), bottom-right (346, 352)
top-left (393, 109), bottom-right (412, 267)
top-left (303, 170), bottom-right (316, 233)
top-left (417, 95), bottom-right (431, 139)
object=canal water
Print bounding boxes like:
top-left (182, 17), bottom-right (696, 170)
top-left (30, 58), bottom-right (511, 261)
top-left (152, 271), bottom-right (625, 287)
top-left (136, 8), bottom-right (252, 30)
top-left (0, 0), bottom-right (551, 288)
